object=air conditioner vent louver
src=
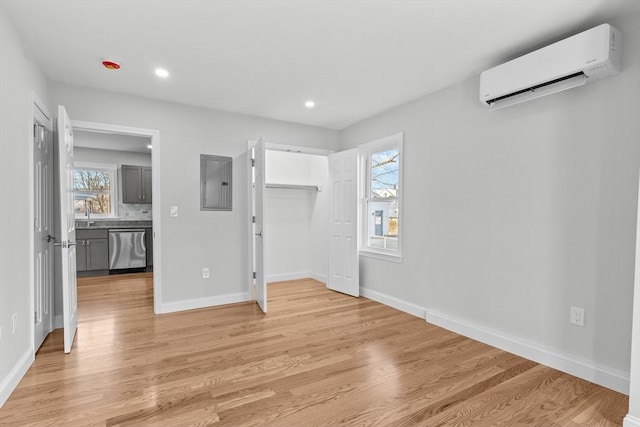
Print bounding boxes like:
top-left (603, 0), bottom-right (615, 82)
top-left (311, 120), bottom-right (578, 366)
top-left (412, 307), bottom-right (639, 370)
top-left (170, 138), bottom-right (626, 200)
top-left (486, 71), bottom-right (586, 105)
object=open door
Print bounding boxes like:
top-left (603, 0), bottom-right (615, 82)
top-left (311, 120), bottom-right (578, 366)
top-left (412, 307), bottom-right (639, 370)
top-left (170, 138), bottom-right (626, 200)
top-left (254, 138), bottom-right (267, 313)
top-left (328, 149), bottom-right (359, 296)
top-left (56, 105), bottom-right (78, 353)
top-left (33, 102), bottom-right (54, 352)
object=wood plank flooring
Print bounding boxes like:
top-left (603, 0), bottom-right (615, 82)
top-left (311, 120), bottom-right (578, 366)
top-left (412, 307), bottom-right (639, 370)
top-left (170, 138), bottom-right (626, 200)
top-left (0, 274), bottom-right (629, 426)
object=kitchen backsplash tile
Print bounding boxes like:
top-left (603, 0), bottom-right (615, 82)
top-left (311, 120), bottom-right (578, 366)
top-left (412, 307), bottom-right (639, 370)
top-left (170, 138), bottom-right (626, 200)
top-left (118, 203), bottom-right (152, 220)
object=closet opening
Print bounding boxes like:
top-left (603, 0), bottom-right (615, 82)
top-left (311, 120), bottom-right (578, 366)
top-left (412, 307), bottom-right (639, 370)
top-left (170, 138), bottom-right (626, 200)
top-left (248, 141), bottom-right (342, 312)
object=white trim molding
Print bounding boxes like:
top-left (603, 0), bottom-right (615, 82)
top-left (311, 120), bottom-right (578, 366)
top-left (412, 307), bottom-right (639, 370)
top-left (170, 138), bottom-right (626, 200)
top-left (0, 348), bottom-right (34, 408)
top-left (360, 287), bottom-right (426, 319)
top-left (624, 415), bottom-right (640, 427)
top-left (159, 292), bottom-right (251, 314)
top-left (426, 310), bottom-right (630, 395)
top-left (266, 272), bottom-right (327, 285)
top-left (310, 272), bottom-right (327, 284)
top-left (267, 272), bottom-right (313, 283)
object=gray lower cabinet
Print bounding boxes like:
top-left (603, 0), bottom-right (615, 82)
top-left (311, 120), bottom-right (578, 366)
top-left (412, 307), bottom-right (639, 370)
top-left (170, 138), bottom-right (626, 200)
top-left (122, 165), bottom-right (152, 204)
top-left (76, 229), bottom-right (109, 273)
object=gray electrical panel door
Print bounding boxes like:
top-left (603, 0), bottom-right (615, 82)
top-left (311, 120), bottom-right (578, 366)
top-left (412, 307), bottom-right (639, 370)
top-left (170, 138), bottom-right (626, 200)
top-left (200, 154), bottom-right (232, 211)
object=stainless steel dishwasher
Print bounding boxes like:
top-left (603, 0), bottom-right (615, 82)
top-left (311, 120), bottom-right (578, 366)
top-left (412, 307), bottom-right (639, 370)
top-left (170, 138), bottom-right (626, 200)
top-left (109, 229), bottom-right (146, 270)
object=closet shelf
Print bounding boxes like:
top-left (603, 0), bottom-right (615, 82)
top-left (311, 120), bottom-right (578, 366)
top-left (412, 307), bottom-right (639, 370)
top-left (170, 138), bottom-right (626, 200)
top-left (266, 183), bottom-right (319, 192)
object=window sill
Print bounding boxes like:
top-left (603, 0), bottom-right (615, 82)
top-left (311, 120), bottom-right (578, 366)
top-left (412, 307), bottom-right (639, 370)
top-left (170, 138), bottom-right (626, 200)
top-left (359, 250), bottom-right (403, 263)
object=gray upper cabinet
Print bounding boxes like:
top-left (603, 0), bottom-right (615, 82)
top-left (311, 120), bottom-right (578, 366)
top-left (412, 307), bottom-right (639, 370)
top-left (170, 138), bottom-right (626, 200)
top-left (122, 165), bottom-right (152, 204)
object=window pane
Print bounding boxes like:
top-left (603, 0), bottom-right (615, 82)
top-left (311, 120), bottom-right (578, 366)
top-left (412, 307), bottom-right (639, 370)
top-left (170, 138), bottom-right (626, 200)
top-left (370, 148), bottom-right (399, 198)
top-left (73, 170), bottom-right (112, 215)
top-left (367, 200), bottom-right (399, 250)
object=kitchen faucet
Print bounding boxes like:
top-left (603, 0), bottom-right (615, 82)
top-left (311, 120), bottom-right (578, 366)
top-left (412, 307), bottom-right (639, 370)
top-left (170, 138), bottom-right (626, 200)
top-left (85, 200), bottom-right (92, 227)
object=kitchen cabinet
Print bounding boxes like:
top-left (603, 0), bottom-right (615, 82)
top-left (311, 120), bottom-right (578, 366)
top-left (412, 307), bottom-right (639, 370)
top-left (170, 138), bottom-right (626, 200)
top-left (76, 229), bottom-right (109, 272)
top-left (122, 165), bottom-right (152, 204)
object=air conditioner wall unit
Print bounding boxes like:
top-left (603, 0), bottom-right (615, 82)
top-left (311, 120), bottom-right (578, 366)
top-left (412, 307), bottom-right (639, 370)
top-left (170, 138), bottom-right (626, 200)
top-left (479, 23), bottom-right (622, 111)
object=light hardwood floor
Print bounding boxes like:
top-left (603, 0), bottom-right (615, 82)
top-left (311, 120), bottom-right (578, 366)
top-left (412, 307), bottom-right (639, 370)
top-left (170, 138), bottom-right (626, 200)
top-left (0, 274), bottom-right (629, 426)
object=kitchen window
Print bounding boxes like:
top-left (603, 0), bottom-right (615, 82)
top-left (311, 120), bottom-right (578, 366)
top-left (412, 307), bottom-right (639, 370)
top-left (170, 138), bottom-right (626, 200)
top-left (359, 132), bottom-right (403, 261)
top-left (73, 162), bottom-right (118, 218)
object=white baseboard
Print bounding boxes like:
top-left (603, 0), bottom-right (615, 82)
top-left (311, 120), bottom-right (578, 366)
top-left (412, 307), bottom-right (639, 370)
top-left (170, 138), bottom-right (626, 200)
top-left (310, 272), bottom-right (327, 284)
top-left (159, 292), bottom-right (251, 314)
top-left (54, 314), bottom-right (63, 329)
top-left (426, 310), bottom-right (630, 395)
top-left (360, 287), bottom-right (426, 319)
top-left (0, 347), bottom-right (34, 408)
top-left (267, 272), bottom-right (312, 283)
top-left (624, 415), bottom-right (640, 427)
top-left (266, 271), bottom-right (327, 284)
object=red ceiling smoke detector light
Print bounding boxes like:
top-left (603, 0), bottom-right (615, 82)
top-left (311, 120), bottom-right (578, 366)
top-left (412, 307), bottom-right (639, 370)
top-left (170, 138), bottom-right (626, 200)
top-left (102, 60), bottom-right (120, 70)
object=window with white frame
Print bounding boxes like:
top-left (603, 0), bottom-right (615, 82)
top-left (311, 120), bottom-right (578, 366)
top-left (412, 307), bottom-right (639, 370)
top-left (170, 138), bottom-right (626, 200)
top-left (360, 133), bottom-right (403, 260)
top-left (73, 163), bottom-right (118, 218)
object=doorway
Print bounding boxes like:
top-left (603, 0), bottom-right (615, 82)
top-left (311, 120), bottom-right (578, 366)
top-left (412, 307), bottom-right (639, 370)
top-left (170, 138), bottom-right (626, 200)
top-left (71, 120), bottom-right (162, 314)
top-left (247, 140), bottom-right (359, 312)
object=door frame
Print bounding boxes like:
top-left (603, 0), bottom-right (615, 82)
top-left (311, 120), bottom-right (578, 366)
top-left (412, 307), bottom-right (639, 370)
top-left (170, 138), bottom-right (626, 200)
top-left (245, 140), bottom-right (334, 296)
top-left (71, 120), bottom-right (163, 314)
top-left (29, 92), bottom-right (54, 357)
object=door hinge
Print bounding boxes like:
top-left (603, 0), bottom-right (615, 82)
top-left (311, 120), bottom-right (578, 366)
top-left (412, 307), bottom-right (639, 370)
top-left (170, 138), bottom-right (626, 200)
top-left (253, 272), bottom-right (256, 279)
top-left (252, 216), bottom-right (255, 223)
top-left (251, 158), bottom-right (255, 167)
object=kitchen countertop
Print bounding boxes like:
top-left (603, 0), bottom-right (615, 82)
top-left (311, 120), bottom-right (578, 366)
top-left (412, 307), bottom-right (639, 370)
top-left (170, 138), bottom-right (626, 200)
top-left (76, 220), bottom-right (152, 230)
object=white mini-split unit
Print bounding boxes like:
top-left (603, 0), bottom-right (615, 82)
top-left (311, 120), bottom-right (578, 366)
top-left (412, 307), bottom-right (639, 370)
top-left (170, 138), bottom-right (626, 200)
top-left (479, 23), bottom-right (622, 110)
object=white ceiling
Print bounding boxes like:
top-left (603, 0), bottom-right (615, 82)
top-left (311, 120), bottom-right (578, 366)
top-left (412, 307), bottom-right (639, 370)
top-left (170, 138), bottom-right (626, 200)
top-left (3, 0), bottom-right (639, 130)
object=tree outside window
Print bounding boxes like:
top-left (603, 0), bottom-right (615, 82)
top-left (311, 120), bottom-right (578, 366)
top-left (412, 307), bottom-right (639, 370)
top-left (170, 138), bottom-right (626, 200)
top-left (73, 164), bottom-right (117, 218)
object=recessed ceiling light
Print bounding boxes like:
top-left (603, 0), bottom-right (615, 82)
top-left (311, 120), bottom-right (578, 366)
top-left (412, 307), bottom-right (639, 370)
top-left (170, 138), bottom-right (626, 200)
top-left (304, 100), bottom-right (315, 109)
top-left (147, 144), bottom-right (153, 149)
top-left (155, 68), bottom-right (169, 78)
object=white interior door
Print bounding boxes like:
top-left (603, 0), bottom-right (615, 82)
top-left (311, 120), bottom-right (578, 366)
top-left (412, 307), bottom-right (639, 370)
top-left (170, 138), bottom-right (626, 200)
top-left (56, 105), bottom-right (78, 353)
top-left (33, 115), bottom-right (54, 352)
top-left (328, 149), bottom-right (359, 297)
top-left (254, 138), bottom-right (267, 313)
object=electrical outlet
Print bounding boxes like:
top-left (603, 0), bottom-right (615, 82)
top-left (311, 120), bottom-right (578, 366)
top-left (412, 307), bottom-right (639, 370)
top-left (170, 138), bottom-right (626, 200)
top-left (202, 268), bottom-right (210, 279)
top-left (12, 313), bottom-right (18, 334)
top-left (170, 206), bottom-right (179, 217)
top-left (570, 306), bottom-right (584, 327)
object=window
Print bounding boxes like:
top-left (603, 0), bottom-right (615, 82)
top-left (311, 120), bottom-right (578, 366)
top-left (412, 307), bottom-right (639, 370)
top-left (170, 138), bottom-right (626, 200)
top-left (73, 163), bottom-right (117, 218)
top-left (360, 133), bottom-right (403, 261)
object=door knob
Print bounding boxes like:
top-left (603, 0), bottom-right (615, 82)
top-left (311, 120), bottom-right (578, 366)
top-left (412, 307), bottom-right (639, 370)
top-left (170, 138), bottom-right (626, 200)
top-left (255, 231), bottom-right (263, 237)
top-left (47, 234), bottom-right (55, 243)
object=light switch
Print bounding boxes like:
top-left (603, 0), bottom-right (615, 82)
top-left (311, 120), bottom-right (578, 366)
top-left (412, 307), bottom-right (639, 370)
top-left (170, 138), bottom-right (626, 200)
top-left (170, 206), bottom-right (179, 217)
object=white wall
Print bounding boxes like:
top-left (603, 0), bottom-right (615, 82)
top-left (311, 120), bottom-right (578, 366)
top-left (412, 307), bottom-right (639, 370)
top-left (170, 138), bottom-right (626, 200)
top-left (51, 82), bottom-right (340, 307)
top-left (340, 13), bottom-right (640, 384)
top-left (0, 7), bottom-right (51, 405)
top-left (74, 147), bottom-right (152, 167)
top-left (264, 151), bottom-right (328, 282)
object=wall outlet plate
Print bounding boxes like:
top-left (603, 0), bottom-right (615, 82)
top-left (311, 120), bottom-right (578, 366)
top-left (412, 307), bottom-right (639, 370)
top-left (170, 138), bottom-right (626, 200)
top-left (170, 206), bottom-right (179, 217)
top-left (202, 268), bottom-right (210, 279)
top-left (570, 306), bottom-right (585, 327)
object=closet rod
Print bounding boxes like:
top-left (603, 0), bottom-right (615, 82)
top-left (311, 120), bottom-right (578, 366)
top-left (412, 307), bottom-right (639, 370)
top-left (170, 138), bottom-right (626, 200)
top-left (266, 183), bottom-right (319, 191)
